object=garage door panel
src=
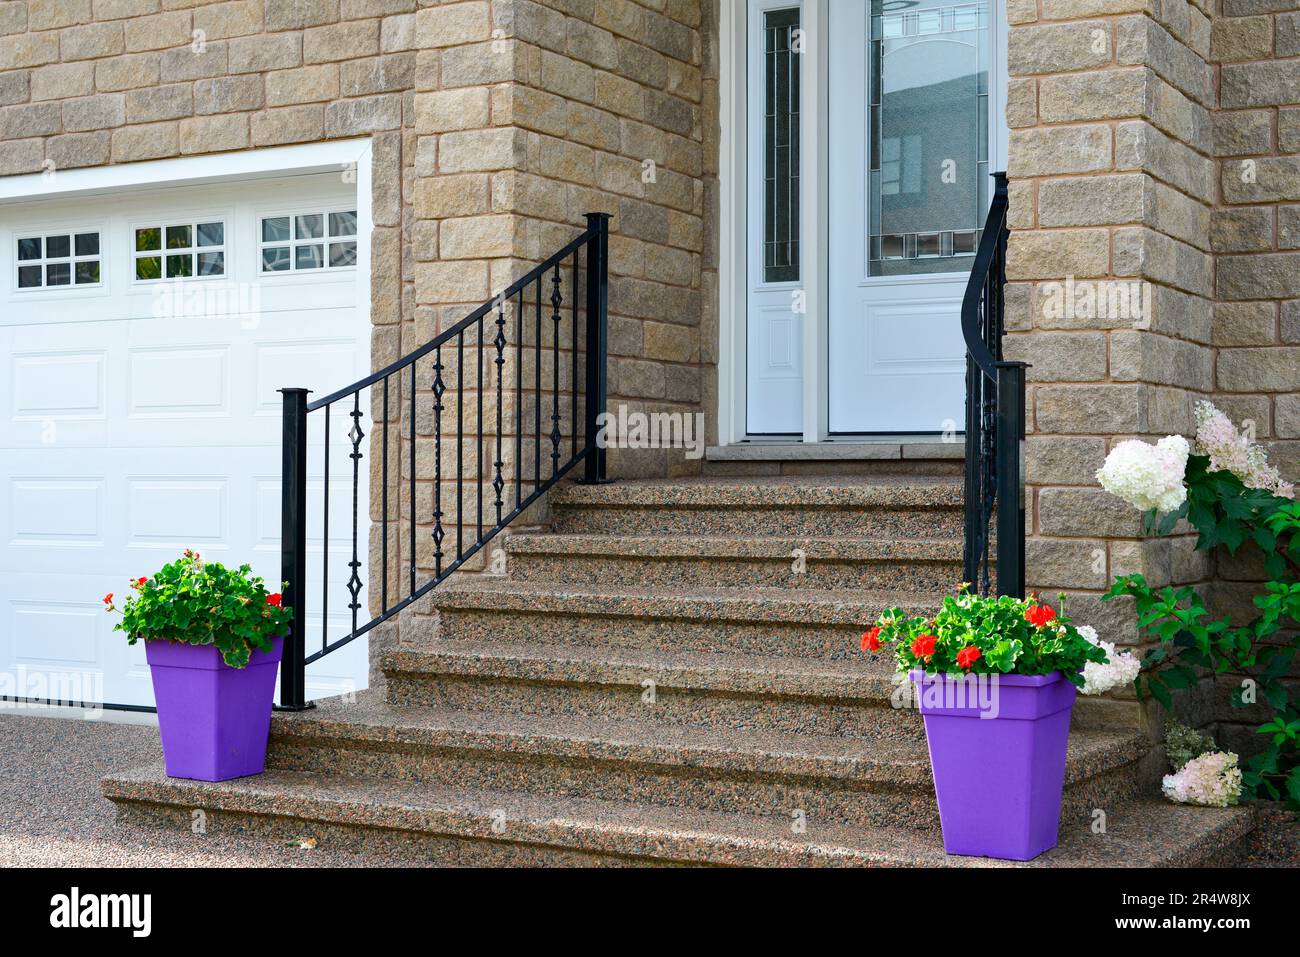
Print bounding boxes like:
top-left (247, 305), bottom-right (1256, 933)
top-left (127, 346), bottom-right (230, 418)
top-left (1, 174), bottom-right (370, 708)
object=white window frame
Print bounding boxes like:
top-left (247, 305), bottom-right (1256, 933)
top-left (258, 205), bottom-right (360, 275)
top-left (13, 226), bottom-right (105, 292)
top-left (130, 217), bottom-right (229, 284)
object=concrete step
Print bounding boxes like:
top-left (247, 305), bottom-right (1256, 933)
top-left (504, 533), bottom-right (964, 591)
top-left (229, 694), bottom-right (1149, 831)
top-left (381, 639), bottom-right (920, 740)
top-left (550, 477), bottom-right (965, 538)
top-left (102, 766), bottom-right (1255, 868)
top-left (416, 579), bottom-right (938, 659)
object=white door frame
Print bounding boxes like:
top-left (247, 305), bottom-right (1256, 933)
top-left (718, 0), bottom-right (1009, 445)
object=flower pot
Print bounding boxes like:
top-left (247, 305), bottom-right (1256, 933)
top-left (145, 635), bottom-right (284, 782)
top-left (909, 669), bottom-right (1076, 861)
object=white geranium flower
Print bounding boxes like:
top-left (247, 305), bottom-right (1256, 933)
top-left (1096, 435), bottom-right (1190, 513)
top-left (1077, 624), bottom-right (1142, 696)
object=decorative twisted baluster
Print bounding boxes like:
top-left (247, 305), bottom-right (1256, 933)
top-left (550, 265), bottom-right (563, 476)
top-left (492, 295), bottom-right (507, 523)
top-left (346, 393), bottom-right (365, 633)
top-left (432, 346), bottom-right (445, 578)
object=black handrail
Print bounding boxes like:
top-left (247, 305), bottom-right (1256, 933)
top-left (962, 172), bottom-right (1027, 598)
top-left (277, 213), bottom-right (611, 709)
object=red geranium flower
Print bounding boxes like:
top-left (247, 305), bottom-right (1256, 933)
top-left (1024, 603), bottom-right (1056, 629)
top-left (911, 634), bottom-right (938, 660)
top-left (266, 593), bottom-right (282, 607)
top-left (956, 645), bottom-right (982, 671)
top-left (861, 627), bottom-right (884, 653)
top-left (102, 593), bottom-right (113, 605)
top-left (132, 576), bottom-right (147, 589)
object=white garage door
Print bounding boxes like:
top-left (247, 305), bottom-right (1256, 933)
top-left (0, 172), bottom-right (371, 709)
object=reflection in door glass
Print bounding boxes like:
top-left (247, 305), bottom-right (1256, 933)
top-left (869, 0), bottom-right (988, 276)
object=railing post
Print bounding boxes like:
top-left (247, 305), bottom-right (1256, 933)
top-left (962, 356), bottom-right (980, 588)
top-left (278, 387), bottom-right (311, 711)
top-left (580, 211), bottom-right (612, 484)
top-left (994, 361), bottom-right (1028, 599)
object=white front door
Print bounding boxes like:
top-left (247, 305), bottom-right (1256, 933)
top-left (0, 172), bottom-right (371, 708)
top-left (735, 0), bottom-right (1006, 439)
top-left (829, 0), bottom-right (998, 434)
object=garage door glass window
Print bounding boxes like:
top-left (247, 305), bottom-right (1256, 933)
top-left (15, 231), bottom-right (101, 289)
top-left (134, 221), bottom-right (226, 281)
top-left (260, 210), bottom-right (358, 272)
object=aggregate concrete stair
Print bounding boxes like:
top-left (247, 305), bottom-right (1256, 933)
top-left (103, 766), bottom-right (1255, 868)
top-left (382, 639), bottom-right (916, 739)
top-left (252, 694), bottom-right (1149, 830)
top-left (102, 475), bottom-right (1260, 866)
top-left (550, 476), bottom-right (966, 538)
top-left (505, 534), bottom-right (965, 591)
top-left (409, 579), bottom-right (943, 659)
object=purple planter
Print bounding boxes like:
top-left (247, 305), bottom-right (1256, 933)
top-left (909, 669), bottom-right (1076, 861)
top-left (145, 635), bottom-right (284, 782)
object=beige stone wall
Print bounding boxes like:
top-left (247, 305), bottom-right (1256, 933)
top-left (1208, 0), bottom-right (1300, 753)
top-left (1001, 0), bottom-right (1217, 657)
top-left (1003, 0), bottom-right (1300, 751)
top-left (0, 0), bottom-right (711, 679)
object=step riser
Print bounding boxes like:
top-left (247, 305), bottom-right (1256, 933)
top-left (433, 607), bottom-right (875, 660)
top-left (552, 505), bottom-right (964, 539)
top-left (508, 552), bottom-right (965, 592)
top-left (700, 460), bottom-right (965, 479)
top-left (384, 672), bottom-right (926, 741)
top-left (111, 801), bottom-right (664, 868)
top-left (265, 735), bottom-right (1144, 834)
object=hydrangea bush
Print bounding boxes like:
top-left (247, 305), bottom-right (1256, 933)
top-left (861, 588), bottom-right (1109, 688)
top-left (103, 549), bottom-right (292, 669)
top-left (1097, 402), bottom-right (1300, 808)
top-left (1077, 625), bottom-right (1142, 696)
top-left (1162, 751), bottom-right (1243, 808)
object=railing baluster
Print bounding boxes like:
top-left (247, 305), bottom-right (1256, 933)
top-left (457, 330), bottom-right (464, 563)
top-left (409, 362), bottom-right (416, 598)
top-left (493, 295), bottom-right (507, 523)
top-left (380, 378), bottom-right (387, 614)
top-left (534, 284), bottom-right (541, 492)
top-left (477, 316), bottom-right (484, 541)
top-left (577, 250), bottom-right (582, 460)
top-left (515, 288), bottom-right (523, 509)
top-left (323, 403), bottom-right (330, 652)
top-left (346, 391), bottom-right (365, 644)
top-left (432, 345), bottom-right (445, 579)
top-left (550, 265), bottom-right (563, 476)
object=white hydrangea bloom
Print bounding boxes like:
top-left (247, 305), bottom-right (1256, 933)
top-left (1096, 435), bottom-right (1190, 513)
top-left (1077, 625), bottom-right (1142, 696)
top-left (1194, 401), bottom-right (1294, 499)
top-left (1161, 751), bottom-right (1243, 808)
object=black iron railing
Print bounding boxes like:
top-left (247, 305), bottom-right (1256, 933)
top-left (277, 213), bottom-right (611, 709)
top-left (961, 172), bottom-right (1027, 599)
